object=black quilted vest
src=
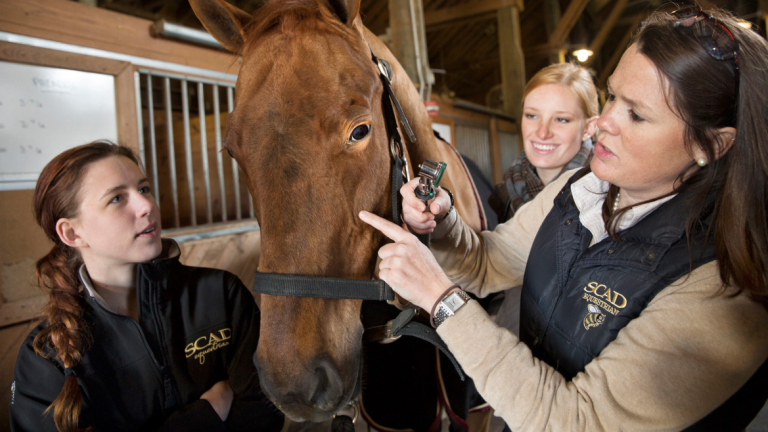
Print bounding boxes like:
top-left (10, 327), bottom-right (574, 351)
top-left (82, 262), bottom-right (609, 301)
top-left (519, 172), bottom-right (768, 431)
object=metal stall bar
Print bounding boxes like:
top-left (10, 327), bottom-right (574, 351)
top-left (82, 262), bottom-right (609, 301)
top-left (137, 69), bottom-right (228, 86)
top-left (181, 79), bottom-right (197, 226)
top-left (197, 82), bottom-right (213, 224)
top-left (455, 123), bottom-right (492, 182)
top-left (164, 77), bottom-right (180, 228)
top-left (133, 71), bottom-right (145, 167)
top-left (213, 84), bottom-right (227, 222)
top-left (145, 73), bottom-right (160, 212)
top-left (227, 87), bottom-right (242, 220)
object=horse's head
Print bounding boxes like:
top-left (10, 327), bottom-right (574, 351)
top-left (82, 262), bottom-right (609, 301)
top-left (191, 0), bottom-right (398, 422)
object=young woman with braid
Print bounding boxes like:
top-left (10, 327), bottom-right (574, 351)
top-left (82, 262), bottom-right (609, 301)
top-left (10, 142), bottom-right (283, 432)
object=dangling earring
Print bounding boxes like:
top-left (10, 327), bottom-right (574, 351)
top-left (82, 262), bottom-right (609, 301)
top-left (696, 158), bottom-right (707, 167)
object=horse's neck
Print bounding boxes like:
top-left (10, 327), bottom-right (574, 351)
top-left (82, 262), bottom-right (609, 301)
top-left (362, 26), bottom-right (436, 174)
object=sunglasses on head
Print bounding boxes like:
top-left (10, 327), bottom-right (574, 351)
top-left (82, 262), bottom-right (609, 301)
top-left (669, 6), bottom-right (740, 96)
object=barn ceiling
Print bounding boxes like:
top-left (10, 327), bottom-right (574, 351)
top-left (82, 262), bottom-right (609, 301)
top-left (89, 0), bottom-right (763, 106)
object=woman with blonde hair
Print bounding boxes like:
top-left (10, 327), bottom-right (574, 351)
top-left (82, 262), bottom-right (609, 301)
top-left (489, 62), bottom-right (599, 222)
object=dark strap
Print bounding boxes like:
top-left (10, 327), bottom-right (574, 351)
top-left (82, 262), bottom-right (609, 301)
top-left (371, 48), bottom-right (407, 227)
top-left (375, 47), bottom-right (432, 246)
top-left (370, 50), bottom-right (417, 144)
top-left (395, 321), bottom-right (463, 380)
top-left (391, 147), bottom-right (404, 227)
top-left (253, 272), bottom-right (395, 301)
top-left (363, 308), bottom-right (464, 380)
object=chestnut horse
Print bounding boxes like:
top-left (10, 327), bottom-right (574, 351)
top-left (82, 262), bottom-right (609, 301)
top-left (190, 0), bottom-right (486, 427)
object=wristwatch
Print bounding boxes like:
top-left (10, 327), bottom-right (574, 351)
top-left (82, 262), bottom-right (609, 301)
top-left (433, 290), bottom-right (471, 327)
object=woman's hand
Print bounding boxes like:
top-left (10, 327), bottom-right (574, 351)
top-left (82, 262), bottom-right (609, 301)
top-left (401, 178), bottom-right (452, 235)
top-left (200, 380), bottom-right (234, 421)
top-left (359, 210), bottom-right (454, 310)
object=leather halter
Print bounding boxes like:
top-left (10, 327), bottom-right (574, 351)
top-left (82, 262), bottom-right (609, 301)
top-left (252, 49), bottom-right (463, 380)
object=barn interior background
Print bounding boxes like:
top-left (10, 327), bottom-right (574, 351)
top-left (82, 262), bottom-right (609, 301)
top-left (0, 0), bottom-right (767, 431)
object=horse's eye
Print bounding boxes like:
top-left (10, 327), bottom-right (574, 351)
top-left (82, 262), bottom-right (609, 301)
top-left (225, 147), bottom-right (234, 158)
top-left (350, 124), bottom-right (371, 142)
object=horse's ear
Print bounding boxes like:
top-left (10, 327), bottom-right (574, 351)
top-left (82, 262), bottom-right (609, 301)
top-left (324, 0), bottom-right (361, 26)
top-left (189, 0), bottom-right (255, 53)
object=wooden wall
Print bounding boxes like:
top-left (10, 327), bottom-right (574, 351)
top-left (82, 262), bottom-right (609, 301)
top-left (431, 94), bottom-right (519, 184)
top-left (0, 0), bottom-right (244, 324)
top-left (0, 4), bottom-right (255, 428)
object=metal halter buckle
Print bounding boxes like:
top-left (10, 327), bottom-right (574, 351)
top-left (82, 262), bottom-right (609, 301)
top-left (333, 400), bottom-right (360, 423)
top-left (378, 319), bottom-right (402, 344)
top-left (389, 136), bottom-right (403, 160)
top-left (377, 58), bottom-right (392, 83)
top-left (386, 292), bottom-right (412, 310)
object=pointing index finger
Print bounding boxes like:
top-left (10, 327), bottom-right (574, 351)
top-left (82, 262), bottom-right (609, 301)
top-left (359, 211), bottom-right (409, 242)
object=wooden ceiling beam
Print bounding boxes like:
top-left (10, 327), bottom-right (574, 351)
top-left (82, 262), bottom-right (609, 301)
top-left (617, 13), bottom-right (645, 26)
top-left (424, 0), bottom-right (523, 27)
top-left (525, 43), bottom-right (561, 57)
top-left (616, 2), bottom-right (685, 28)
top-left (101, 2), bottom-right (158, 20)
top-left (585, 0), bottom-right (629, 66)
top-left (364, 0), bottom-right (389, 28)
top-left (426, 11), bottom-right (496, 33)
top-left (429, 25), bottom-right (466, 57)
top-left (444, 26), bottom-right (490, 66)
top-left (549, 0), bottom-right (590, 46)
top-left (598, 22), bottom-right (638, 88)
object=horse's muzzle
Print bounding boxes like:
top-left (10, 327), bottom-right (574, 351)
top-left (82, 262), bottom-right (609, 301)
top-left (255, 353), bottom-right (361, 422)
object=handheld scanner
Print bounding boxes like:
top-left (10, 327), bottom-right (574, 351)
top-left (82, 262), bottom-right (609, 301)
top-left (416, 159), bottom-right (447, 202)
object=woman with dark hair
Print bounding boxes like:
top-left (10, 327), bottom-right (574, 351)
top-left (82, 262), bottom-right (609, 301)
top-left (10, 141), bottom-right (283, 432)
top-left (360, 7), bottom-right (768, 431)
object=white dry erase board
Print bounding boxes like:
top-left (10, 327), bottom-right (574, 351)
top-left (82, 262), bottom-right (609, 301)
top-left (0, 61), bottom-right (118, 191)
top-left (432, 122), bottom-right (452, 144)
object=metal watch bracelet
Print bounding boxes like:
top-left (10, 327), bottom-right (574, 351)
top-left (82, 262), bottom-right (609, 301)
top-left (431, 288), bottom-right (471, 328)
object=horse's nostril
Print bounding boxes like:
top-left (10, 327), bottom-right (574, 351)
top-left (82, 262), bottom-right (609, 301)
top-left (310, 358), bottom-right (344, 411)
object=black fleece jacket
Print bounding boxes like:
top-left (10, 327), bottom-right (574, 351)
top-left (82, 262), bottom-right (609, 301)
top-left (9, 241), bottom-right (283, 432)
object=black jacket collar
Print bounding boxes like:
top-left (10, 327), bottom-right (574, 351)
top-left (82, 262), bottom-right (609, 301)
top-left (556, 168), bottom-right (716, 249)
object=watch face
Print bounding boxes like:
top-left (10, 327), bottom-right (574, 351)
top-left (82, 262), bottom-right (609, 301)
top-left (434, 290), bottom-right (470, 327)
top-left (444, 293), bottom-right (465, 310)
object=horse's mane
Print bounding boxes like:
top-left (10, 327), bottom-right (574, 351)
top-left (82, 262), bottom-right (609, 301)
top-left (243, 0), bottom-right (359, 50)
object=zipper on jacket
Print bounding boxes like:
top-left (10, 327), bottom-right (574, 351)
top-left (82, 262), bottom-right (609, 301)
top-left (160, 366), bottom-right (178, 409)
top-left (148, 279), bottom-right (182, 409)
top-left (85, 291), bottom-right (166, 399)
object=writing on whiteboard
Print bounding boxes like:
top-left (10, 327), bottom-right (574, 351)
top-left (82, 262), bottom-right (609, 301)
top-left (33, 77), bottom-right (75, 94)
top-left (0, 61), bottom-right (118, 190)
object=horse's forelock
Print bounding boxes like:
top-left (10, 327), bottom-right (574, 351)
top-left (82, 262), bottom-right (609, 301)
top-left (243, 0), bottom-right (360, 51)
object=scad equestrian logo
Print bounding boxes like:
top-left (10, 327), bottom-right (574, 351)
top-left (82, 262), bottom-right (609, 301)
top-left (185, 328), bottom-right (231, 364)
top-left (581, 281), bottom-right (627, 330)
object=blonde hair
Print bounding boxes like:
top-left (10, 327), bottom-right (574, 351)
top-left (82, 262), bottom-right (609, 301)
top-left (522, 63), bottom-right (599, 118)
